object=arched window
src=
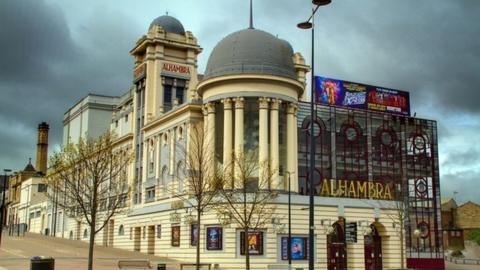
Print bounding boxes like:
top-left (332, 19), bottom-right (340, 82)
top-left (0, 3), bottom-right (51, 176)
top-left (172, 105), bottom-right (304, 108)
top-left (118, 225), bottom-right (125, 236)
top-left (176, 161), bottom-right (185, 180)
top-left (161, 166), bottom-right (168, 185)
top-left (83, 229), bottom-right (88, 239)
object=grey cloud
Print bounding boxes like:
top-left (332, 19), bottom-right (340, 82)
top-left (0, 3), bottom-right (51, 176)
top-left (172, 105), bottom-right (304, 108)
top-left (441, 169), bottom-right (480, 204)
top-left (0, 0), bottom-right (139, 171)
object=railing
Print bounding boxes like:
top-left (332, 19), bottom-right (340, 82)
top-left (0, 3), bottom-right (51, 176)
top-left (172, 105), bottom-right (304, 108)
top-left (445, 256), bottom-right (480, 265)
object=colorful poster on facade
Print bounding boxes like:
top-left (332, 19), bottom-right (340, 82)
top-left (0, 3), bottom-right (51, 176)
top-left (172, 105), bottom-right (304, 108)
top-left (366, 87), bottom-right (410, 115)
top-left (206, 227), bottom-right (223, 250)
top-left (315, 76), bottom-right (367, 109)
top-left (281, 237), bottom-right (308, 260)
top-left (171, 225), bottom-right (180, 247)
top-left (314, 76), bottom-right (410, 116)
top-left (191, 224), bottom-right (199, 246)
top-left (240, 231), bottom-right (264, 255)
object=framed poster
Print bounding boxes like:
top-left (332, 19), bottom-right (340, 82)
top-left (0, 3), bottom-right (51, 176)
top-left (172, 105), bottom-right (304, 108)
top-left (281, 237), bottom-right (308, 260)
top-left (156, 225), bottom-right (161, 239)
top-left (171, 225), bottom-right (180, 247)
top-left (191, 224), bottom-right (199, 246)
top-left (206, 227), bottom-right (223, 250)
top-left (240, 231), bottom-right (264, 255)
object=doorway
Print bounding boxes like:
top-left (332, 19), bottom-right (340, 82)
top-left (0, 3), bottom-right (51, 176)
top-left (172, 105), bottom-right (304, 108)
top-left (108, 219), bottom-right (114, 246)
top-left (134, 227), bottom-right (141, 252)
top-left (147, 225), bottom-right (155, 254)
top-left (364, 224), bottom-right (382, 270)
top-left (327, 222), bottom-right (346, 270)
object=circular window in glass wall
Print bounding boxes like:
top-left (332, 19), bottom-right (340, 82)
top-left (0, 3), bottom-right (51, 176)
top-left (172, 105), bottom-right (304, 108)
top-left (415, 178), bottom-right (428, 197)
top-left (344, 126), bottom-right (359, 143)
top-left (413, 135), bottom-right (426, 151)
top-left (380, 130), bottom-right (397, 147)
top-left (417, 221), bottom-right (430, 239)
top-left (301, 116), bottom-right (324, 138)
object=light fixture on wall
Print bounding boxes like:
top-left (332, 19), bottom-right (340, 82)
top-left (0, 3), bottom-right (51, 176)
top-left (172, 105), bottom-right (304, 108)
top-left (271, 217), bottom-right (286, 233)
top-left (184, 209), bottom-right (196, 225)
top-left (357, 220), bottom-right (372, 235)
top-left (218, 213), bottom-right (231, 226)
top-left (320, 219), bottom-right (333, 234)
top-left (169, 210), bottom-right (181, 223)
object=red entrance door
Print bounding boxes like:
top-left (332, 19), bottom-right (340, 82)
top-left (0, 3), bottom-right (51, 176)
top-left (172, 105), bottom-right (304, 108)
top-left (327, 222), bottom-right (346, 270)
top-left (364, 224), bottom-right (382, 270)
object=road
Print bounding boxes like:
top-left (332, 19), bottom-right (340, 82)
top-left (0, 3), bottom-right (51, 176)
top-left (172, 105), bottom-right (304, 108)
top-left (0, 232), bottom-right (181, 270)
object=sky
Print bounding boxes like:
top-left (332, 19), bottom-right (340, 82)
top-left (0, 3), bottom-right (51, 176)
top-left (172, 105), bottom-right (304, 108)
top-left (0, 0), bottom-right (479, 204)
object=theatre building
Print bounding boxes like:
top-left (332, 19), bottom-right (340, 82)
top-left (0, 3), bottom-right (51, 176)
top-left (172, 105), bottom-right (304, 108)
top-left (53, 14), bottom-right (444, 270)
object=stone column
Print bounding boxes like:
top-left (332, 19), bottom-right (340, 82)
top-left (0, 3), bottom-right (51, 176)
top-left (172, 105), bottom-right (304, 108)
top-left (222, 99), bottom-right (233, 182)
top-left (287, 103), bottom-right (299, 193)
top-left (169, 128), bottom-right (175, 176)
top-left (206, 102), bottom-right (216, 168)
top-left (258, 98), bottom-right (270, 189)
top-left (234, 97), bottom-right (244, 188)
top-left (270, 99), bottom-right (281, 190)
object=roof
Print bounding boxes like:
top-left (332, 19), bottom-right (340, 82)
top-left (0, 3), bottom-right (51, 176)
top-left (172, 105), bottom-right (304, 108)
top-left (204, 28), bottom-right (296, 80)
top-left (441, 197), bottom-right (458, 211)
top-left (149, 15), bottom-right (185, 35)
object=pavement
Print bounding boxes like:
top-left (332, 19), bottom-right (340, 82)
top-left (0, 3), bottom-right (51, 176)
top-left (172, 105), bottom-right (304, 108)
top-left (2, 232), bottom-right (479, 270)
top-left (0, 232), bottom-right (181, 270)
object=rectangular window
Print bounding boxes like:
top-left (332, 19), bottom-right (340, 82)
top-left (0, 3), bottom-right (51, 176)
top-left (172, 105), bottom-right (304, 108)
top-left (240, 231), bottom-right (264, 255)
top-left (191, 224), bottom-right (198, 246)
top-left (206, 227), bottom-right (223, 250)
top-left (145, 187), bottom-right (155, 202)
top-left (163, 84), bottom-right (173, 112)
top-left (171, 225), bottom-right (180, 247)
top-left (157, 225), bottom-right (162, 239)
top-left (175, 87), bottom-right (184, 105)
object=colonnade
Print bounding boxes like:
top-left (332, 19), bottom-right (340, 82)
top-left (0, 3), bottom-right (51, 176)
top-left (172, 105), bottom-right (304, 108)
top-left (203, 97), bottom-right (298, 192)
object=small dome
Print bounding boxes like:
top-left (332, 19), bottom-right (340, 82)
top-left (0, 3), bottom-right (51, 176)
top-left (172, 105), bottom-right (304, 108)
top-left (204, 28), bottom-right (296, 80)
top-left (149, 15), bottom-right (185, 35)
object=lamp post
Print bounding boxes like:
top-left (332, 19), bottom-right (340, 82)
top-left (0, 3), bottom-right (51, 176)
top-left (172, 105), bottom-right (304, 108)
top-left (0, 169), bottom-right (12, 247)
top-left (285, 171), bottom-right (295, 269)
top-left (297, 1), bottom-right (332, 269)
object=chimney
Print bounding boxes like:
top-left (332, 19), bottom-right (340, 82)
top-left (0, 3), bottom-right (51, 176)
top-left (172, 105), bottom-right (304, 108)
top-left (36, 122), bottom-right (49, 175)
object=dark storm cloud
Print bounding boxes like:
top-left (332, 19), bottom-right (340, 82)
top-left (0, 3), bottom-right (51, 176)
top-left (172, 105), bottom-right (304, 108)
top-left (0, 0), bottom-right (139, 171)
top-left (256, 0), bottom-right (480, 115)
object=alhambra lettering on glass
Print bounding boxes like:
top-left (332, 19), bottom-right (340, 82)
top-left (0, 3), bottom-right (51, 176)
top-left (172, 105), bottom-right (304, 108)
top-left (163, 63), bottom-right (190, 74)
top-left (319, 179), bottom-right (393, 200)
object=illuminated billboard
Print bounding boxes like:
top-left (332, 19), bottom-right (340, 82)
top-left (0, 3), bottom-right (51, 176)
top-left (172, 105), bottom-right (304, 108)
top-left (315, 76), bottom-right (410, 116)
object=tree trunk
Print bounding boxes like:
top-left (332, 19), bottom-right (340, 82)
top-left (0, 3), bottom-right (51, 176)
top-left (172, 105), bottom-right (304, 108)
top-left (400, 225), bottom-right (405, 269)
top-left (88, 221), bottom-right (95, 270)
top-left (245, 228), bottom-right (250, 270)
top-left (196, 209), bottom-right (201, 270)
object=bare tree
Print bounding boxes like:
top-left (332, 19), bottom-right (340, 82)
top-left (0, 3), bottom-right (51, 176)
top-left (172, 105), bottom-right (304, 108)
top-left (46, 132), bottom-right (132, 270)
top-left (170, 122), bottom-right (219, 270)
top-left (214, 152), bottom-right (277, 270)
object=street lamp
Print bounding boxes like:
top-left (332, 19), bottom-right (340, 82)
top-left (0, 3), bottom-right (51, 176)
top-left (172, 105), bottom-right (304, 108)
top-left (0, 169), bottom-right (12, 247)
top-left (285, 171), bottom-right (295, 269)
top-left (297, 1), bottom-right (332, 269)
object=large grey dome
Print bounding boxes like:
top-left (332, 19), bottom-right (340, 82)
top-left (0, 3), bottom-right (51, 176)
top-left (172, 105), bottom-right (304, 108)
top-left (204, 28), bottom-right (296, 80)
top-left (149, 15), bottom-right (185, 35)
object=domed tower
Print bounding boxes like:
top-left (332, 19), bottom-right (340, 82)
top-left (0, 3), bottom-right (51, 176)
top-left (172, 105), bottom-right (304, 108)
top-left (130, 15), bottom-right (203, 120)
top-left (129, 15), bottom-right (203, 203)
top-left (197, 27), bottom-right (309, 191)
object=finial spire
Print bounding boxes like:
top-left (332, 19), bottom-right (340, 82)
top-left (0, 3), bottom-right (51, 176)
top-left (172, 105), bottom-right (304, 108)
top-left (249, 0), bottom-right (254, 29)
